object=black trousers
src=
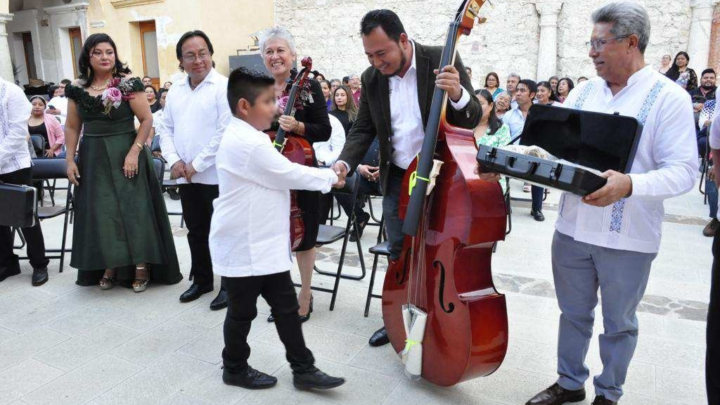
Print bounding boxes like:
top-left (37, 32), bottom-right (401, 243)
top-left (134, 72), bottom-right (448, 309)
top-left (179, 183), bottom-right (218, 286)
top-left (531, 185), bottom-right (544, 212)
top-left (335, 177), bottom-right (382, 221)
top-left (0, 168), bottom-right (49, 272)
top-left (222, 271), bottom-right (314, 374)
top-left (709, 232), bottom-right (720, 405)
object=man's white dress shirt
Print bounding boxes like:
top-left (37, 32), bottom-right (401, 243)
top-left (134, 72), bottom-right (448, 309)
top-left (708, 91), bottom-right (720, 219)
top-left (314, 114), bottom-right (345, 166)
top-left (159, 69), bottom-right (231, 185)
top-left (557, 66), bottom-right (698, 254)
top-left (47, 96), bottom-right (68, 125)
top-left (210, 118), bottom-right (338, 278)
top-left (0, 79), bottom-right (32, 175)
top-left (388, 41), bottom-right (470, 169)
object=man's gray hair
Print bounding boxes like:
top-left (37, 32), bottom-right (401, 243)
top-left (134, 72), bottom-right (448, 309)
top-left (258, 27), bottom-right (297, 55)
top-left (507, 73), bottom-right (521, 80)
top-left (592, 2), bottom-right (651, 53)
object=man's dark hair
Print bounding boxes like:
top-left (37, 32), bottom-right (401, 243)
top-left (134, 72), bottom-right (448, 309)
top-left (176, 30), bottom-right (215, 71)
top-left (142, 75), bottom-right (151, 80)
top-left (342, 76), bottom-right (350, 85)
top-left (60, 79), bottom-right (71, 86)
top-left (702, 68), bottom-right (716, 77)
top-left (227, 67), bottom-right (275, 115)
top-left (518, 79), bottom-right (538, 94)
top-left (466, 67), bottom-right (472, 73)
top-left (360, 9), bottom-right (406, 42)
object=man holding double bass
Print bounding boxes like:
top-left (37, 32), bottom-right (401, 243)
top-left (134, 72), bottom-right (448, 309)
top-left (332, 9), bottom-right (482, 346)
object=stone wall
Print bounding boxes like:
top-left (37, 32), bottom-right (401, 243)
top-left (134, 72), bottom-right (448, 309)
top-left (276, 0), bottom-right (698, 89)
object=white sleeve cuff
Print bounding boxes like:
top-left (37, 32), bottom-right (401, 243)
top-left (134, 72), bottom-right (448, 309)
top-left (450, 88), bottom-right (471, 111)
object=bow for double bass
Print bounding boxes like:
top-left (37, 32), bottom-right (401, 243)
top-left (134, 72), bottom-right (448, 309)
top-left (267, 57), bottom-right (316, 251)
top-left (382, 0), bottom-right (509, 387)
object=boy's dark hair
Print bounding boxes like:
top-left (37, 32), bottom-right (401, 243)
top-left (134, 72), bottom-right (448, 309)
top-left (227, 67), bottom-right (275, 115)
top-left (702, 68), bottom-right (716, 77)
top-left (519, 79), bottom-right (538, 94)
top-left (60, 79), bottom-right (71, 86)
top-left (360, 9), bottom-right (406, 42)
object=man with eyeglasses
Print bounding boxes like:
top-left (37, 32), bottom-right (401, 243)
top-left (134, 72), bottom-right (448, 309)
top-left (159, 30), bottom-right (232, 310)
top-left (509, 3), bottom-right (697, 405)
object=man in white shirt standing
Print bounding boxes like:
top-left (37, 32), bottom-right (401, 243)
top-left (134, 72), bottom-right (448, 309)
top-left (0, 78), bottom-right (49, 286)
top-left (484, 3), bottom-right (697, 405)
top-left (211, 67), bottom-right (345, 391)
top-left (160, 30), bottom-right (231, 310)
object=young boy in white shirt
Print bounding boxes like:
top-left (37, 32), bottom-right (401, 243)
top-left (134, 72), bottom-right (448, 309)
top-left (210, 67), bottom-right (345, 391)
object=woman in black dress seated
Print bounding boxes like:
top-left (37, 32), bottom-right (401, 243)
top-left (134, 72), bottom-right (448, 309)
top-left (329, 85), bottom-right (357, 135)
top-left (260, 26), bottom-right (332, 322)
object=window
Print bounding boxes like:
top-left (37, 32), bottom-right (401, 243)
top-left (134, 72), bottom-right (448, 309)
top-left (69, 28), bottom-right (83, 79)
top-left (139, 21), bottom-right (160, 89)
top-left (21, 32), bottom-right (38, 81)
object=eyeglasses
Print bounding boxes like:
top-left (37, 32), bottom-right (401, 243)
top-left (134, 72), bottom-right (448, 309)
top-left (182, 51), bottom-right (210, 63)
top-left (586, 35), bottom-right (630, 52)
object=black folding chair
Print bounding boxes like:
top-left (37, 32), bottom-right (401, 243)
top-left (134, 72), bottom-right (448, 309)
top-left (16, 158), bottom-right (73, 272)
top-left (364, 216), bottom-right (389, 317)
top-left (305, 173), bottom-right (366, 311)
top-left (30, 135), bottom-right (45, 157)
top-left (151, 136), bottom-right (162, 154)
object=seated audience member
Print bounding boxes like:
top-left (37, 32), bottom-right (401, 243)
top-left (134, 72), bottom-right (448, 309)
top-left (484, 72), bottom-right (504, 99)
top-left (577, 76), bottom-right (589, 83)
top-left (315, 114), bottom-right (346, 167)
top-left (330, 79), bottom-right (341, 95)
top-left (142, 76), bottom-right (153, 88)
top-left (329, 85), bottom-right (357, 135)
top-left (556, 77), bottom-right (575, 103)
top-left (536, 81), bottom-right (562, 106)
top-left (320, 80), bottom-right (332, 110)
top-left (163, 81), bottom-right (173, 90)
top-left (699, 99), bottom-right (719, 237)
top-left (342, 76), bottom-right (350, 87)
top-left (474, 89), bottom-right (512, 194)
top-left (349, 74), bottom-right (362, 106)
top-left (494, 91), bottom-right (512, 120)
top-left (28, 96), bottom-right (64, 157)
top-left (47, 79), bottom-right (71, 125)
top-left (690, 68), bottom-right (717, 129)
top-left (145, 85), bottom-right (161, 113)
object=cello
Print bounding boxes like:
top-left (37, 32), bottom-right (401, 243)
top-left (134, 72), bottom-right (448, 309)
top-left (382, 0), bottom-right (509, 387)
top-left (267, 57), bottom-right (316, 251)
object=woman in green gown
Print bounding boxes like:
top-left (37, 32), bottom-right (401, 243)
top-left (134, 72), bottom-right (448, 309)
top-left (64, 33), bottom-right (182, 292)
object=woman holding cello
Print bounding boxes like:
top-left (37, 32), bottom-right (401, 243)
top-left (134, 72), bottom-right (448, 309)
top-left (259, 27), bottom-right (332, 323)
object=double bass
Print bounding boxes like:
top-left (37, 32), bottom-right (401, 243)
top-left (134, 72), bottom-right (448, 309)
top-left (382, 0), bottom-right (509, 387)
top-left (267, 57), bottom-right (316, 251)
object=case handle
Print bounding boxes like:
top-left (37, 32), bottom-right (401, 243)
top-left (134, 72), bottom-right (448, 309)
top-left (504, 156), bottom-right (538, 176)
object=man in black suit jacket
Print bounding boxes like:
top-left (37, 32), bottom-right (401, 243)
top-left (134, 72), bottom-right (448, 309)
top-left (332, 9), bottom-right (481, 346)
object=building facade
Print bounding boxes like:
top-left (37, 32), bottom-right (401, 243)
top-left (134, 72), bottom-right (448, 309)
top-left (2, 0), bottom-right (720, 89)
top-left (2, 0), bottom-right (273, 86)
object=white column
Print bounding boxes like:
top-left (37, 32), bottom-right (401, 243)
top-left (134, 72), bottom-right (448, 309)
top-left (688, 0), bottom-right (720, 71)
top-left (0, 14), bottom-right (14, 82)
top-left (535, 1), bottom-right (564, 81)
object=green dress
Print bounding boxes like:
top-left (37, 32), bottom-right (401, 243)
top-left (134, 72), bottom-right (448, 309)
top-left (65, 78), bottom-right (183, 287)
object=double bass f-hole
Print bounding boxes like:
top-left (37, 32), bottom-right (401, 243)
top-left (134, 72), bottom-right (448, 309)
top-left (434, 261), bottom-right (455, 314)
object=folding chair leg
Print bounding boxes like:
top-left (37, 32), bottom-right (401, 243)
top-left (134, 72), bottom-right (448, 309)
top-left (365, 254), bottom-right (381, 317)
top-left (12, 228), bottom-right (27, 249)
top-left (59, 202), bottom-right (71, 273)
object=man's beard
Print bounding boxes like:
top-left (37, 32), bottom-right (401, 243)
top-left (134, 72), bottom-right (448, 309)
top-left (384, 51), bottom-right (408, 78)
top-left (703, 83), bottom-right (715, 90)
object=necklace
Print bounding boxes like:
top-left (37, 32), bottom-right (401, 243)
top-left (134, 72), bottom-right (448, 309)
top-left (90, 80), bottom-right (110, 91)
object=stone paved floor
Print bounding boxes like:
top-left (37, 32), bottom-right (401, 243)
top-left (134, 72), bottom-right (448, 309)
top-left (0, 177), bottom-right (711, 405)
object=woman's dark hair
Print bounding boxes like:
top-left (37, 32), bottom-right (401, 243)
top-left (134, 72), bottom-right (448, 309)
top-left (360, 9), bottom-right (406, 42)
top-left (332, 85), bottom-right (358, 122)
top-left (666, 51), bottom-right (690, 81)
top-left (484, 72), bottom-right (500, 88)
top-left (47, 86), bottom-right (59, 100)
top-left (144, 84), bottom-right (158, 100)
top-left (176, 30), bottom-right (216, 71)
top-left (537, 81), bottom-right (558, 102)
top-left (158, 87), bottom-right (168, 97)
top-left (30, 95), bottom-right (48, 108)
top-left (476, 89), bottom-right (502, 135)
top-left (557, 77), bottom-right (575, 97)
top-left (77, 33), bottom-right (131, 88)
top-left (549, 75), bottom-right (559, 82)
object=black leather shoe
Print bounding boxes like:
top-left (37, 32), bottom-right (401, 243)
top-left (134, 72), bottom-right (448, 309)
top-left (0, 266), bottom-right (21, 283)
top-left (32, 268), bottom-right (48, 286)
top-left (350, 212), bottom-right (371, 242)
top-left (525, 383), bottom-right (586, 405)
top-left (293, 367), bottom-right (345, 390)
top-left (369, 326), bottom-right (390, 347)
top-left (179, 283), bottom-right (213, 303)
top-left (591, 396), bottom-right (616, 405)
top-left (531, 209), bottom-right (545, 222)
top-left (210, 289), bottom-right (228, 311)
top-left (222, 366), bottom-right (277, 390)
